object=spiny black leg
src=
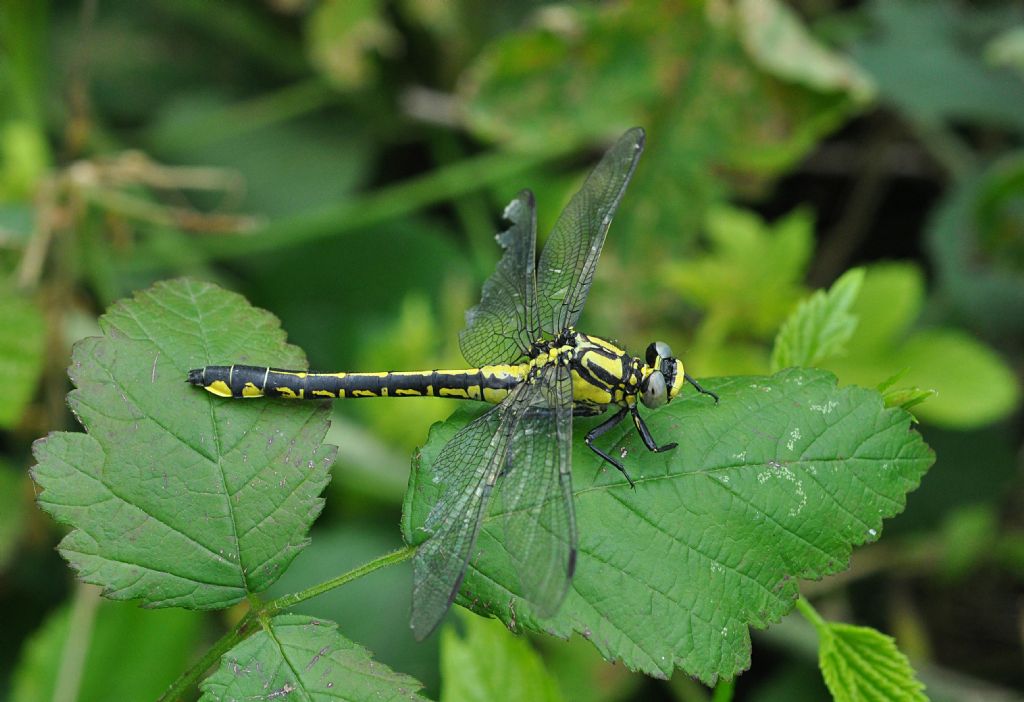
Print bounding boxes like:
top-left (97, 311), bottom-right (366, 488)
top-left (685, 373), bottom-right (719, 404)
top-left (584, 407), bottom-right (635, 488)
top-left (630, 405), bottom-right (677, 453)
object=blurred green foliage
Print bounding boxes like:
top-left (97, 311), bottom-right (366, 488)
top-left (1, 0), bottom-right (1023, 699)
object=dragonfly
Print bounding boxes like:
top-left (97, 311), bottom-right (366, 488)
top-left (188, 127), bottom-right (718, 639)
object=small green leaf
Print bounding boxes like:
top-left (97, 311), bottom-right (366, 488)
top-left (31, 279), bottom-right (336, 609)
top-left (771, 268), bottom-right (865, 371)
top-left (199, 614), bottom-right (426, 701)
top-left (816, 620), bottom-right (927, 702)
top-left (667, 206), bottom-right (813, 349)
top-left (0, 289), bottom-right (46, 428)
top-left (404, 368), bottom-right (934, 683)
top-left (881, 387), bottom-right (935, 413)
top-left (441, 612), bottom-right (565, 702)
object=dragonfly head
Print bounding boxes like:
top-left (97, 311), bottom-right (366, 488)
top-left (640, 341), bottom-right (685, 409)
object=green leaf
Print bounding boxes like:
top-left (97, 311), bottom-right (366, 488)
top-left (0, 289), bottom-right (46, 428)
top-left (0, 459), bottom-right (27, 571)
top-left (881, 386), bottom-right (936, 413)
top-left (440, 612), bottom-right (566, 702)
top-left (460, 0), bottom-right (862, 248)
top-left (667, 206), bottom-right (814, 354)
top-left (851, 0), bottom-right (1024, 131)
top-left (199, 614), bottom-right (427, 701)
top-left (31, 279), bottom-right (336, 608)
top-left (736, 0), bottom-right (875, 102)
top-left (771, 268), bottom-right (865, 371)
top-left (815, 619), bottom-right (927, 702)
top-left (307, 0), bottom-right (399, 90)
top-left (10, 595), bottom-right (204, 702)
top-left (403, 368), bottom-right (934, 683)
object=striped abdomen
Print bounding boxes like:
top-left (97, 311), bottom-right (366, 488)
top-left (188, 364), bottom-right (527, 404)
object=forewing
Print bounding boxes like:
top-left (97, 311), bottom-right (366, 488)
top-left (537, 128), bottom-right (645, 334)
top-left (410, 389), bottom-right (521, 640)
top-left (492, 362), bottom-right (577, 618)
top-left (459, 190), bottom-right (539, 367)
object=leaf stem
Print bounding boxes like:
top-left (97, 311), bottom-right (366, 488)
top-left (156, 545), bottom-right (416, 701)
top-left (156, 609), bottom-right (260, 702)
top-left (264, 544), bottom-right (416, 616)
top-left (794, 595), bottom-right (827, 633)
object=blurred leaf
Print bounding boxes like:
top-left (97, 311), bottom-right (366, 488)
top-left (0, 0), bottom-right (48, 125)
top-left (813, 619), bottom-right (927, 702)
top-left (826, 263), bottom-right (1019, 428)
top-left (0, 120), bottom-right (49, 200)
top-left (986, 26), bottom-right (1024, 75)
top-left (308, 0), bottom-right (401, 90)
top-left (0, 460), bottom-right (27, 571)
top-left (199, 614), bottom-right (427, 701)
top-left (771, 267), bottom-right (864, 371)
top-left (939, 504), bottom-right (998, 580)
top-left (0, 289), bottom-right (45, 428)
top-left (736, 0), bottom-right (875, 102)
top-left (851, 0), bottom-right (1024, 131)
top-left (927, 155), bottom-right (1024, 337)
top-left (404, 369), bottom-right (933, 683)
top-left (842, 263), bottom-right (922, 356)
top-left (151, 93), bottom-right (372, 219)
top-left (440, 613), bottom-right (565, 702)
top-left (31, 279), bottom-right (336, 608)
top-left (540, 634), bottom-right (640, 702)
top-left (10, 595), bottom-right (204, 702)
top-left (884, 329), bottom-right (1019, 428)
top-left (668, 206), bottom-right (813, 370)
top-left (460, 0), bottom-right (864, 248)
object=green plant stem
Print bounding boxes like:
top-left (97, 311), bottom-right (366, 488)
top-left (265, 544), bottom-right (415, 615)
top-left (197, 148), bottom-right (560, 261)
top-left (157, 545), bottom-right (416, 701)
top-left (157, 610), bottom-right (260, 702)
top-left (710, 678), bottom-right (735, 702)
top-left (794, 595), bottom-right (827, 633)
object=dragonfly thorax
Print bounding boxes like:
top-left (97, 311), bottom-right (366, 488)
top-left (525, 330), bottom-right (685, 412)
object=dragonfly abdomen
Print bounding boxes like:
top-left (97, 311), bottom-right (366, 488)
top-left (188, 364), bottom-right (527, 402)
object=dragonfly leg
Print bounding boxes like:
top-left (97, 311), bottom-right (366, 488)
top-left (584, 406), bottom-right (635, 488)
top-left (630, 405), bottom-right (678, 453)
top-left (685, 373), bottom-right (719, 404)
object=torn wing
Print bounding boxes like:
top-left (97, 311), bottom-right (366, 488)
top-left (459, 190), bottom-right (540, 367)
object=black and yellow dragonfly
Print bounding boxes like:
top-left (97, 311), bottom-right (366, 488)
top-left (188, 127), bottom-right (717, 639)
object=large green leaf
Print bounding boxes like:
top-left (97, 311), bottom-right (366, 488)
top-left (403, 369), bottom-right (933, 683)
top-left (31, 279), bottom-right (336, 608)
top-left (199, 614), bottom-right (427, 702)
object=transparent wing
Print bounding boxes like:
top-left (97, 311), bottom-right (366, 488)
top-left (537, 128), bottom-right (645, 334)
top-left (410, 386), bottom-right (521, 640)
top-left (492, 362), bottom-right (577, 617)
top-left (459, 190), bottom-right (540, 367)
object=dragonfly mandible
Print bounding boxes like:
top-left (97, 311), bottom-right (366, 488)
top-left (188, 127), bottom-right (718, 639)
